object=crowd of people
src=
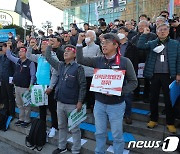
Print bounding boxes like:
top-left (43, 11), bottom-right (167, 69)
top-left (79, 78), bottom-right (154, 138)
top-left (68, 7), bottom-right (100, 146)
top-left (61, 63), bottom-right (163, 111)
top-left (0, 10), bottom-right (180, 154)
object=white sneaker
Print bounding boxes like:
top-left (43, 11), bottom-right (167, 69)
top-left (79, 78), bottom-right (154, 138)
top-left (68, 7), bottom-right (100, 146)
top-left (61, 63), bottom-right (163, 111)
top-left (48, 127), bottom-right (56, 138)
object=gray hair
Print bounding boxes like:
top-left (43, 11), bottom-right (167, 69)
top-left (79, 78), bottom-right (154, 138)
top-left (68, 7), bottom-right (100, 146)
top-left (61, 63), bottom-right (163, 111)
top-left (86, 30), bottom-right (96, 41)
top-left (125, 21), bottom-right (132, 25)
top-left (156, 16), bottom-right (166, 23)
top-left (156, 23), bottom-right (170, 30)
top-left (138, 20), bottom-right (149, 27)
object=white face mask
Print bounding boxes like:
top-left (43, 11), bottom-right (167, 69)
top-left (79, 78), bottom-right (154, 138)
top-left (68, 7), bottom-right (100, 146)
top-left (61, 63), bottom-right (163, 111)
top-left (114, 22), bottom-right (119, 26)
top-left (58, 30), bottom-right (63, 34)
top-left (153, 44), bottom-right (165, 53)
top-left (117, 33), bottom-right (126, 40)
top-left (85, 37), bottom-right (91, 44)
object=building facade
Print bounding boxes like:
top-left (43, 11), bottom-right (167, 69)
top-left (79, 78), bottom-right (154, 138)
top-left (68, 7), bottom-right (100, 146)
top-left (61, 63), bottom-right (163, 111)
top-left (0, 10), bottom-right (20, 26)
top-left (45, 0), bottom-right (180, 30)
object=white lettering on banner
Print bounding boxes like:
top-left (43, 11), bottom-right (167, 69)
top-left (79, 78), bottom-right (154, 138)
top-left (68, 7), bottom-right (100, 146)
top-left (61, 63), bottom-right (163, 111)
top-left (30, 85), bottom-right (48, 106)
top-left (107, 0), bottom-right (114, 8)
top-left (0, 12), bottom-right (13, 26)
top-left (0, 15), bottom-right (6, 20)
top-left (128, 137), bottom-right (179, 152)
top-left (97, 0), bottom-right (105, 9)
top-left (97, 0), bottom-right (127, 15)
top-left (22, 90), bottom-right (31, 106)
top-left (98, 7), bottom-right (126, 15)
top-left (119, 0), bottom-right (127, 5)
top-left (68, 104), bottom-right (87, 131)
top-left (90, 69), bottom-right (126, 96)
top-left (107, 0), bottom-right (127, 8)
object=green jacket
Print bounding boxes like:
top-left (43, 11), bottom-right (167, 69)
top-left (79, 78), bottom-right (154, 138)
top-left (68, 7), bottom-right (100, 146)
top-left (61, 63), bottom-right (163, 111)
top-left (137, 34), bottom-right (180, 79)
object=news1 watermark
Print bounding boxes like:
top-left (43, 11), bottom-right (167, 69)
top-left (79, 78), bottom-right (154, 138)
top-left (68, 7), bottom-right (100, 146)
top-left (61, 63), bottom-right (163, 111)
top-left (128, 137), bottom-right (179, 152)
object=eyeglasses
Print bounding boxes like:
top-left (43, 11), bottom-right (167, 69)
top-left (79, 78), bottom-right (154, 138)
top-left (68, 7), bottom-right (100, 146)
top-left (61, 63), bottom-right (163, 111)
top-left (157, 28), bottom-right (169, 32)
top-left (100, 40), bottom-right (113, 46)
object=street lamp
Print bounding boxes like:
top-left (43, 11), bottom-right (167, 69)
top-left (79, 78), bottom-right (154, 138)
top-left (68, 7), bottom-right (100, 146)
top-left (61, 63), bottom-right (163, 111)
top-left (42, 21), bottom-right (52, 36)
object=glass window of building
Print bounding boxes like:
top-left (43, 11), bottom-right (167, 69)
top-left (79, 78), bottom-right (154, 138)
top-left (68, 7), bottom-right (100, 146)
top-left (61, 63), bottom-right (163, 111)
top-left (64, 0), bottom-right (180, 30)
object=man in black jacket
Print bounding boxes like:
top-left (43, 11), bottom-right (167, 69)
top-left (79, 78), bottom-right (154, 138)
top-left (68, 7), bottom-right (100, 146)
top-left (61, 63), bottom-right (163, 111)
top-left (169, 18), bottom-right (180, 42)
top-left (118, 26), bottom-right (138, 124)
top-left (70, 27), bottom-right (79, 46)
top-left (132, 20), bottom-right (157, 103)
top-left (97, 21), bottom-right (110, 36)
top-left (76, 33), bottom-right (137, 154)
top-left (6, 44), bottom-right (36, 128)
top-left (50, 37), bottom-right (64, 61)
top-left (30, 38), bottom-right (41, 55)
top-left (0, 43), bottom-right (15, 117)
top-left (8, 32), bottom-right (16, 51)
top-left (125, 21), bottom-right (137, 40)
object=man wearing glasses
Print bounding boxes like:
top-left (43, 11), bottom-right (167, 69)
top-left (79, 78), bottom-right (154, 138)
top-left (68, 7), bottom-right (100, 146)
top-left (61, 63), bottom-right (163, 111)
top-left (137, 23), bottom-right (180, 133)
top-left (76, 33), bottom-right (137, 154)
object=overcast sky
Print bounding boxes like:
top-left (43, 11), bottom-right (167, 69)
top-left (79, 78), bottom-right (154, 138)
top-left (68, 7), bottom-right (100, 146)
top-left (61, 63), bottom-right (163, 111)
top-left (28, 0), bottom-right (63, 31)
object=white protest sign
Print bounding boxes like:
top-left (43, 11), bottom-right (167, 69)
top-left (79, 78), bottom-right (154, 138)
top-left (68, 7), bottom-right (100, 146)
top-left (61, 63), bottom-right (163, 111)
top-left (30, 85), bottom-right (48, 106)
top-left (90, 69), bottom-right (126, 96)
top-left (22, 90), bottom-right (31, 106)
top-left (68, 104), bottom-right (87, 131)
top-left (137, 63), bottom-right (145, 78)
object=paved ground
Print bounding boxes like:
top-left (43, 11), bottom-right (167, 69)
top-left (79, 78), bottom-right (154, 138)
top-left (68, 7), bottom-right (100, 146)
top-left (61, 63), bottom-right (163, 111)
top-left (0, 141), bottom-right (25, 154)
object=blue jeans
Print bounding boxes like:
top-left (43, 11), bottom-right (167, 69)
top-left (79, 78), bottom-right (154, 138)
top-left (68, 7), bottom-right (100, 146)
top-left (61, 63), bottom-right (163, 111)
top-left (94, 100), bottom-right (125, 154)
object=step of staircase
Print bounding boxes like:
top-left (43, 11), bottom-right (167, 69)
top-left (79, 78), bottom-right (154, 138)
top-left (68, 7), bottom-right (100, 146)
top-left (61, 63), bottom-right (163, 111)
top-left (0, 129), bottom-right (67, 154)
top-left (132, 101), bottom-right (165, 112)
top-left (85, 111), bottom-right (180, 129)
top-left (4, 99), bottom-right (180, 154)
top-left (7, 118), bottom-right (180, 154)
top-left (8, 119), bottom-right (112, 154)
top-left (80, 118), bottom-right (180, 142)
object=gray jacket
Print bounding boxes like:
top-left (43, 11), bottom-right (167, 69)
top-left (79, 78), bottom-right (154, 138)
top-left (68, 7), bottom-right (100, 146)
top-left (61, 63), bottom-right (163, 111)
top-left (76, 45), bottom-right (138, 95)
top-left (26, 47), bottom-right (58, 89)
top-left (82, 42), bottom-right (101, 77)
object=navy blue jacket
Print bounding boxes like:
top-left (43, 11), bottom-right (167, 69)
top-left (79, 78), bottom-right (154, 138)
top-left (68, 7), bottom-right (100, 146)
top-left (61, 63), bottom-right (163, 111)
top-left (13, 59), bottom-right (31, 88)
top-left (0, 54), bottom-right (15, 82)
top-left (55, 63), bottom-right (82, 104)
